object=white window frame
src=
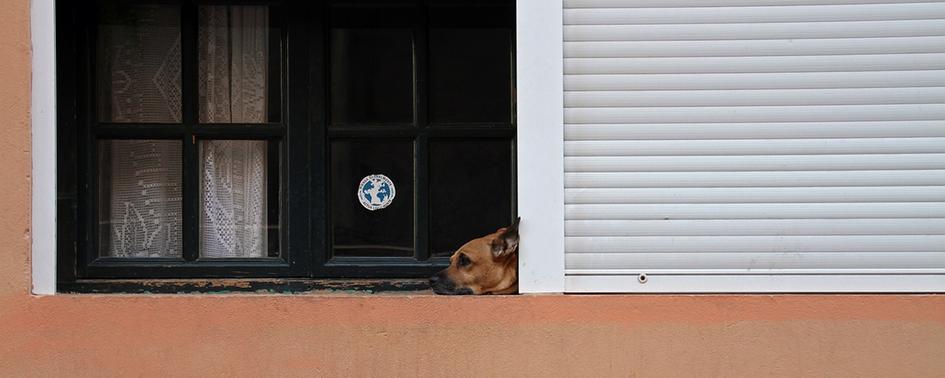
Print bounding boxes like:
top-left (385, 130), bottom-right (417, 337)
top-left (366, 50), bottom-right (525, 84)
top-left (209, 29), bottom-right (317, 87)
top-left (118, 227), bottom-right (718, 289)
top-left (515, 0), bottom-right (567, 294)
top-left (31, 0), bottom-right (57, 295)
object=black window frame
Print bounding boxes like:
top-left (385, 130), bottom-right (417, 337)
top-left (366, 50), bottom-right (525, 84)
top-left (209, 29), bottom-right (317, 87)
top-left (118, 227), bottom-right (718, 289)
top-left (56, 0), bottom-right (516, 287)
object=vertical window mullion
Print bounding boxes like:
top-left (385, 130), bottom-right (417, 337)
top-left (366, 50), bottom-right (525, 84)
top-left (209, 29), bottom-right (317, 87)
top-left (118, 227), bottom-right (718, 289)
top-left (181, 1), bottom-right (199, 262)
top-left (82, 5), bottom-right (98, 271)
top-left (414, 1), bottom-right (431, 261)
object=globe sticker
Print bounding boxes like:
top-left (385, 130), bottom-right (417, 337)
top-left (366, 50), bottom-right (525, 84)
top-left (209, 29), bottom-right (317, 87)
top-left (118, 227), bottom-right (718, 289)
top-left (358, 174), bottom-right (396, 211)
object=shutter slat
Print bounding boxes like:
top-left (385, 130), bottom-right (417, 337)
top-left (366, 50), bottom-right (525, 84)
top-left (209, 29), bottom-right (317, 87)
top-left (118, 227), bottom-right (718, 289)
top-left (565, 218), bottom-right (945, 236)
top-left (565, 203), bottom-right (945, 220)
top-left (565, 104), bottom-right (945, 124)
top-left (564, 3), bottom-right (945, 24)
top-left (566, 235), bottom-right (945, 253)
top-left (564, 71), bottom-right (945, 91)
top-left (565, 87), bottom-right (945, 107)
top-left (565, 170), bottom-right (945, 188)
top-left (565, 20), bottom-right (945, 41)
top-left (565, 187), bottom-right (945, 204)
top-left (565, 36), bottom-right (945, 58)
top-left (565, 0), bottom-right (945, 9)
top-left (566, 252), bottom-right (945, 270)
top-left (565, 138), bottom-right (945, 156)
top-left (565, 154), bottom-right (945, 172)
top-left (565, 121), bottom-right (945, 140)
top-left (564, 54), bottom-right (945, 74)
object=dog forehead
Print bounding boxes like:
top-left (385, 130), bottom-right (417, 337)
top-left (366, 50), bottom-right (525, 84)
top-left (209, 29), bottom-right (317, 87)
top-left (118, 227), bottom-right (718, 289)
top-left (457, 236), bottom-right (494, 257)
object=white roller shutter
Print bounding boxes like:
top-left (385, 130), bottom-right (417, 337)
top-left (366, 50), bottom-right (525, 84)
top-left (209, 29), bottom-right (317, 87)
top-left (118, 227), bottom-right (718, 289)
top-left (562, 0), bottom-right (945, 292)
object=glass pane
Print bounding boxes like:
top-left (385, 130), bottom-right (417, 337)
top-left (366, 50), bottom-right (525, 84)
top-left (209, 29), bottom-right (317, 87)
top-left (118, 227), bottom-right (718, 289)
top-left (330, 29), bottom-right (414, 125)
top-left (96, 4), bottom-right (182, 123)
top-left (98, 140), bottom-right (183, 258)
top-left (429, 28), bottom-right (512, 123)
top-left (200, 140), bottom-right (279, 258)
top-left (430, 139), bottom-right (512, 257)
top-left (199, 5), bottom-right (281, 123)
top-left (331, 140), bottom-right (414, 257)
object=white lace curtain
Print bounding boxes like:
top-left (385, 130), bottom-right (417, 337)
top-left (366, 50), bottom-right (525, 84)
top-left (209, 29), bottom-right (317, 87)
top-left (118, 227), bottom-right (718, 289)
top-left (198, 6), bottom-right (269, 258)
top-left (100, 5), bottom-right (270, 258)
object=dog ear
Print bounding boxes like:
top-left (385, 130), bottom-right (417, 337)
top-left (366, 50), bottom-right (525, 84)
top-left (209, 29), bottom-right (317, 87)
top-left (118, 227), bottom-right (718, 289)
top-left (491, 217), bottom-right (520, 258)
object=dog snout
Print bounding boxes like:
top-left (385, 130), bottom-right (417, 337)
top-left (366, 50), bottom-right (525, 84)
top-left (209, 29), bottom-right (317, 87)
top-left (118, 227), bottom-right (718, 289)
top-left (430, 269), bottom-right (461, 295)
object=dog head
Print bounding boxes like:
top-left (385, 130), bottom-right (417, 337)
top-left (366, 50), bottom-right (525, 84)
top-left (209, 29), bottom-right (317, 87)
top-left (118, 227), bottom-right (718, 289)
top-left (430, 218), bottom-right (520, 295)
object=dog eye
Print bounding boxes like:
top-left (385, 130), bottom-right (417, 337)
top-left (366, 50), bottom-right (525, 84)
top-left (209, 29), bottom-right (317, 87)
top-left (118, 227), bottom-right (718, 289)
top-left (458, 253), bottom-right (471, 267)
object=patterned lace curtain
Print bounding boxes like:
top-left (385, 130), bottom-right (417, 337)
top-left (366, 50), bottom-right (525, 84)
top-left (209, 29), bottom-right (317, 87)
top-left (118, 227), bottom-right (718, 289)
top-left (198, 5), bottom-right (269, 258)
top-left (99, 5), bottom-right (269, 258)
top-left (98, 5), bottom-right (183, 257)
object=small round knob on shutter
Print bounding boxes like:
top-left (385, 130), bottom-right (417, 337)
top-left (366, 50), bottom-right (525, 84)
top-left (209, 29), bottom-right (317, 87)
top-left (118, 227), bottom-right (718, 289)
top-left (638, 273), bottom-right (648, 284)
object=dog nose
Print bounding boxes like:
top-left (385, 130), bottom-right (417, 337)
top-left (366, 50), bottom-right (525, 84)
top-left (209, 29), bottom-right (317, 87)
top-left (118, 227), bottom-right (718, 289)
top-left (429, 275), bottom-right (439, 285)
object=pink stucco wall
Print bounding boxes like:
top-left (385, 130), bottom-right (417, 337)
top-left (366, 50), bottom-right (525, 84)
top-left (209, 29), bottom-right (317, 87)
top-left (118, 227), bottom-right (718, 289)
top-left (1, 1), bottom-right (943, 376)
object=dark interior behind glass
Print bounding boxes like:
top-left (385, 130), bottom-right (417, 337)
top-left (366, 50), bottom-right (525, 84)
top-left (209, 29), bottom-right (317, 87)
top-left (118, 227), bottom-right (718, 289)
top-left (429, 139), bottom-right (513, 257)
top-left (326, 1), bottom-right (515, 264)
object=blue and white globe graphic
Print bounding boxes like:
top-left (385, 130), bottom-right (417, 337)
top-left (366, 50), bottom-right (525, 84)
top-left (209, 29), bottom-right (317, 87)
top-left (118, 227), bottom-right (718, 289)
top-left (362, 181), bottom-right (391, 204)
top-left (358, 174), bottom-right (396, 211)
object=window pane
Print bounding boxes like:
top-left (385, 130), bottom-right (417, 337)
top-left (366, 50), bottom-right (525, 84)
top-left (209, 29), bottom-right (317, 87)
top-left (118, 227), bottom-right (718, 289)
top-left (430, 139), bottom-right (512, 257)
top-left (98, 140), bottom-right (183, 258)
top-left (429, 28), bottom-right (512, 124)
top-left (331, 140), bottom-right (414, 257)
top-left (330, 29), bottom-right (414, 125)
top-left (199, 5), bottom-right (281, 123)
top-left (200, 140), bottom-right (278, 258)
top-left (96, 4), bottom-right (182, 123)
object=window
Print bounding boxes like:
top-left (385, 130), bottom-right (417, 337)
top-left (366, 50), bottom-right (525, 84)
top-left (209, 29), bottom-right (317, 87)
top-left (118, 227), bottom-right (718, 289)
top-left (56, 0), bottom-right (515, 286)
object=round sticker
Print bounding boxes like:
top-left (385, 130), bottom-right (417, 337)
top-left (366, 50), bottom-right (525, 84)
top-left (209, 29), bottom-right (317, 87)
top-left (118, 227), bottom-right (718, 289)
top-left (358, 174), bottom-right (396, 211)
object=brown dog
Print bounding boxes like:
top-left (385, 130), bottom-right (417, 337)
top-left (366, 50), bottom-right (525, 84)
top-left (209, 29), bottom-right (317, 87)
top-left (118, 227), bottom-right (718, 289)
top-left (430, 218), bottom-right (520, 295)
